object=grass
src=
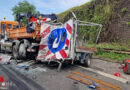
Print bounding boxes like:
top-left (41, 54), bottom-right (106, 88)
top-left (96, 43), bottom-right (130, 50)
top-left (85, 43), bottom-right (130, 61)
top-left (86, 42), bottom-right (130, 50)
top-left (96, 52), bottom-right (130, 61)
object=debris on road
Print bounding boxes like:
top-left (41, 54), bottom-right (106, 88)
top-left (17, 65), bottom-right (29, 69)
top-left (70, 71), bottom-right (121, 90)
top-left (67, 75), bottom-right (109, 90)
top-left (88, 81), bottom-right (98, 89)
top-left (78, 65), bottom-right (129, 83)
top-left (114, 72), bottom-right (121, 77)
top-left (0, 54), bottom-right (11, 64)
top-left (10, 60), bottom-right (47, 76)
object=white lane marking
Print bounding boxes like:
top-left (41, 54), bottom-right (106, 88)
top-left (78, 66), bottom-right (129, 83)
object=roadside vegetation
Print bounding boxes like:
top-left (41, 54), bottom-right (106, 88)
top-left (86, 43), bottom-right (130, 62)
top-left (57, 0), bottom-right (123, 43)
top-left (95, 46), bottom-right (130, 62)
top-left (58, 0), bottom-right (130, 62)
top-left (12, 0), bottom-right (40, 25)
top-left (96, 52), bottom-right (130, 62)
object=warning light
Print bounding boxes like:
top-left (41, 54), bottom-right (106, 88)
top-left (3, 17), bottom-right (6, 20)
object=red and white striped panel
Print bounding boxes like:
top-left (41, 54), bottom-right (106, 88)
top-left (37, 19), bottom-right (73, 61)
top-left (55, 19), bottom-right (73, 59)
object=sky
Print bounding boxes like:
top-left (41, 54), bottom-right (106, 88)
top-left (0, 0), bottom-right (90, 21)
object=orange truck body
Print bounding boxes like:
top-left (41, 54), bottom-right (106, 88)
top-left (0, 20), bottom-right (40, 40)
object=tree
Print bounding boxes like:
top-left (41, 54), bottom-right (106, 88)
top-left (12, 0), bottom-right (40, 25)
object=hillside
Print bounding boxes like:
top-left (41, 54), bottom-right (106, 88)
top-left (57, 0), bottom-right (130, 46)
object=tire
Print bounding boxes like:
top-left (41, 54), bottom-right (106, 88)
top-left (19, 43), bottom-right (27, 60)
top-left (12, 41), bottom-right (20, 60)
top-left (84, 54), bottom-right (91, 67)
top-left (18, 39), bottom-right (30, 60)
top-left (12, 45), bottom-right (19, 59)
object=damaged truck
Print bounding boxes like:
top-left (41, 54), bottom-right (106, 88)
top-left (0, 12), bottom-right (102, 68)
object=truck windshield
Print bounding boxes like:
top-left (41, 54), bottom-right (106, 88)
top-left (1, 24), bottom-right (6, 36)
top-left (13, 25), bottom-right (17, 29)
top-left (7, 24), bottom-right (12, 29)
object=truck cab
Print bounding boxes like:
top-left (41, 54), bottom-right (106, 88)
top-left (0, 21), bottom-right (18, 40)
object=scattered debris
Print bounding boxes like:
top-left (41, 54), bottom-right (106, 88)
top-left (67, 75), bottom-right (109, 90)
top-left (88, 81), bottom-right (98, 89)
top-left (78, 65), bottom-right (128, 83)
top-left (71, 71), bottom-right (121, 90)
top-left (10, 60), bottom-right (47, 76)
top-left (0, 54), bottom-right (11, 64)
top-left (17, 65), bottom-right (29, 69)
top-left (114, 72), bottom-right (121, 77)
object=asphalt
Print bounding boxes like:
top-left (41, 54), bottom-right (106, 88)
top-left (0, 65), bottom-right (45, 90)
top-left (0, 53), bottom-right (130, 90)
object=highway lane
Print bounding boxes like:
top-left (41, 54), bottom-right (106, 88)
top-left (0, 65), bottom-right (45, 90)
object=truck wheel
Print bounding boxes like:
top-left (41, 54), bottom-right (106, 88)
top-left (12, 41), bottom-right (20, 60)
top-left (12, 45), bottom-right (19, 59)
top-left (18, 39), bottom-right (30, 60)
top-left (19, 43), bottom-right (27, 60)
top-left (84, 54), bottom-right (91, 67)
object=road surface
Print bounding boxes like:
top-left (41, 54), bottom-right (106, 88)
top-left (0, 53), bottom-right (130, 90)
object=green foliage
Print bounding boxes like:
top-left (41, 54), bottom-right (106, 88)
top-left (96, 42), bottom-right (130, 61)
top-left (58, 0), bottom-right (114, 44)
top-left (12, 0), bottom-right (39, 25)
top-left (97, 43), bottom-right (129, 50)
top-left (86, 42), bottom-right (130, 61)
top-left (96, 52), bottom-right (130, 61)
top-left (96, 47), bottom-right (105, 54)
top-left (121, 8), bottom-right (128, 13)
top-left (86, 42), bottom-right (130, 50)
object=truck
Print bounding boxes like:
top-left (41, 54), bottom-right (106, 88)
top-left (0, 13), bottom-right (57, 60)
top-left (0, 12), bottom-right (102, 69)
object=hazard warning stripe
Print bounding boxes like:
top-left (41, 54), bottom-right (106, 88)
top-left (41, 26), bottom-right (50, 38)
top-left (37, 55), bottom-right (45, 59)
top-left (66, 23), bottom-right (72, 34)
top-left (49, 55), bottom-right (56, 60)
top-left (55, 52), bottom-right (62, 59)
top-left (65, 38), bottom-right (70, 47)
top-left (59, 49), bottom-right (67, 59)
top-left (37, 19), bottom-right (73, 60)
top-left (39, 45), bottom-right (47, 50)
top-left (38, 50), bottom-right (51, 59)
top-left (46, 51), bottom-right (51, 56)
top-left (45, 53), bottom-right (54, 60)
